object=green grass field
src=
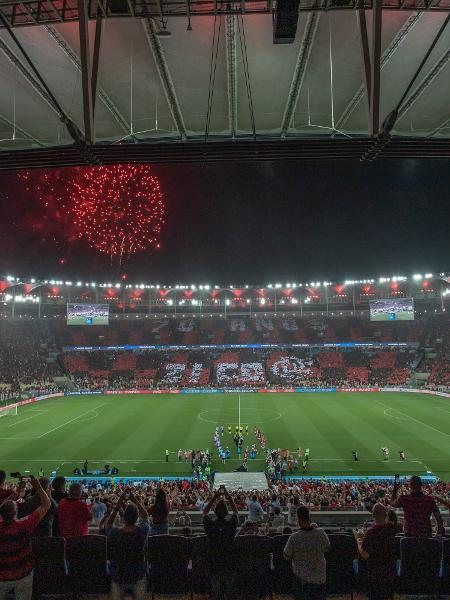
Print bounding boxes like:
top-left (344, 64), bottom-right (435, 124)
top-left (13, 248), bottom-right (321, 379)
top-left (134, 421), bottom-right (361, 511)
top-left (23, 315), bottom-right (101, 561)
top-left (0, 392), bottom-right (449, 479)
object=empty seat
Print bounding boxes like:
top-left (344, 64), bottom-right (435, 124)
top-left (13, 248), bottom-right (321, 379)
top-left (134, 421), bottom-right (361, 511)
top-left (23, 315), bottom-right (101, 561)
top-left (233, 535), bottom-right (272, 598)
top-left (326, 533), bottom-right (357, 597)
top-left (147, 535), bottom-right (190, 597)
top-left (66, 534), bottom-right (110, 593)
top-left (31, 536), bottom-right (67, 597)
top-left (398, 536), bottom-right (442, 595)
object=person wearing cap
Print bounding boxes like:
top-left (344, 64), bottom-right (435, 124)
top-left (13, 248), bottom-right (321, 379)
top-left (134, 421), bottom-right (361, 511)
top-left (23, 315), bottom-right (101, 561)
top-left (390, 475), bottom-right (445, 537)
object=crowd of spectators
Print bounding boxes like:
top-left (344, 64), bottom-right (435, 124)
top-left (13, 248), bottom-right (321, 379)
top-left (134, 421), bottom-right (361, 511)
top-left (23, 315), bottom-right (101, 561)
top-left (1, 315), bottom-right (449, 399)
top-left (1, 470), bottom-right (449, 600)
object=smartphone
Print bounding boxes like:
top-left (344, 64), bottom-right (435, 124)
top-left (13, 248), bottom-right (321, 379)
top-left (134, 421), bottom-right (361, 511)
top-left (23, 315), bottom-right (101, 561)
top-left (10, 472), bottom-right (21, 478)
top-left (219, 485), bottom-right (225, 494)
top-left (21, 476), bottom-right (32, 482)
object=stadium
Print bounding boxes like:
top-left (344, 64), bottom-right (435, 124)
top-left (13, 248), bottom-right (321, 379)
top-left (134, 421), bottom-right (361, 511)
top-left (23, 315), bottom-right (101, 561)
top-left (1, 3), bottom-right (450, 599)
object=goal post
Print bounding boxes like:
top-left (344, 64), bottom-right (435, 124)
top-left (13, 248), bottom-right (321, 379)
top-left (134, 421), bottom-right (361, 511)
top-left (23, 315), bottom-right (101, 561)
top-left (0, 404), bottom-right (18, 418)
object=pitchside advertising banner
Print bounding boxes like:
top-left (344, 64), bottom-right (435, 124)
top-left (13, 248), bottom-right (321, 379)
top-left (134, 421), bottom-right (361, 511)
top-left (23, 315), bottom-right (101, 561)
top-left (64, 341), bottom-right (415, 352)
top-left (1, 388), bottom-right (449, 414)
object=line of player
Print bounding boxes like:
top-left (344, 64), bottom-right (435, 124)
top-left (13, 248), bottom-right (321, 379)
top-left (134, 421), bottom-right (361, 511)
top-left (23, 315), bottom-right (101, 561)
top-left (352, 447), bottom-right (407, 462)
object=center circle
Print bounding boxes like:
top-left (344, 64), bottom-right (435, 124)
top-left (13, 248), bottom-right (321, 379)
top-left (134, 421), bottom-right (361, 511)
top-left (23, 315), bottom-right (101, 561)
top-left (198, 407), bottom-right (282, 425)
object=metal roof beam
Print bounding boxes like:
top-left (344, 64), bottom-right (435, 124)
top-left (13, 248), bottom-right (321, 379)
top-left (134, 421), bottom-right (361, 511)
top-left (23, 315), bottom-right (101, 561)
top-left (335, 13), bottom-right (424, 131)
top-left (0, 8), bottom-right (85, 145)
top-left (142, 18), bottom-right (187, 140)
top-left (0, 113), bottom-right (44, 146)
top-left (280, 13), bottom-right (321, 137)
top-left (226, 14), bottom-right (237, 138)
top-left (91, 16), bottom-right (103, 115)
top-left (44, 25), bottom-right (130, 134)
top-left (357, 10), bottom-right (371, 105)
top-left (0, 37), bottom-right (61, 115)
top-left (78, 0), bottom-right (94, 144)
top-left (397, 47), bottom-right (450, 123)
top-left (429, 117), bottom-right (450, 137)
top-left (369, 0), bottom-right (382, 137)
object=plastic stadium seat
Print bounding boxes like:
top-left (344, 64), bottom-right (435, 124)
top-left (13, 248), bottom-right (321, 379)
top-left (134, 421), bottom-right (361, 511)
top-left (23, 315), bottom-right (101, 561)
top-left (31, 536), bottom-right (67, 597)
top-left (233, 535), bottom-right (272, 598)
top-left (270, 534), bottom-right (295, 595)
top-left (190, 535), bottom-right (212, 595)
top-left (357, 535), bottom-right (399, 597)
top-left (398, 536), bottom-right (442, 595)
top-left (147, 535), bottom-right (190, 597)
top-left (326, 534), bottom-right (357, 598)
top-left (66, 534), bottom-right (110, 594)
top-left (442, 538), bottom-right (450, 594)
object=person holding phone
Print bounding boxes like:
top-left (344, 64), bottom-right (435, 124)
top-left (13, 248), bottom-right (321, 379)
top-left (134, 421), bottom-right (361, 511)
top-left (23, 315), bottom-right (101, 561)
top-left (390, 475), bottom-right (445, 537)
top-left (203, 486), bottom-right (239, 600)
top-left (0, 475), bottom-right (51, 600)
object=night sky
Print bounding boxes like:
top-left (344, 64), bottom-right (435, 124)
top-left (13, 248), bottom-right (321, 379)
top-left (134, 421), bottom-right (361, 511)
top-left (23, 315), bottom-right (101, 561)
top-left (0, 159), bottom-right (448, 284)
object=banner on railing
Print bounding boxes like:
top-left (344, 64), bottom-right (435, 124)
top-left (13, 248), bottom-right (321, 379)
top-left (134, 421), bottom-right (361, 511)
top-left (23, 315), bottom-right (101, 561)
top-left (64, 341), bottom-right (415, 352)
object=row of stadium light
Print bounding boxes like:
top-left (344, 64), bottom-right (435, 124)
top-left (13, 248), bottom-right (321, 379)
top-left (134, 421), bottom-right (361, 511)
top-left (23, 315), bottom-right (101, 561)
top-left (3, 273), bottom-right (442, 289)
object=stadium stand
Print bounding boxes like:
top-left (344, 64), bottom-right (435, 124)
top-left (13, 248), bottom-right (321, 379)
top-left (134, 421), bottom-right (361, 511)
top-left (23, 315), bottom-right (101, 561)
top-left (1, 315), bottom-right (450, 400)
top-left (0, 475), bottom-right (449, 598)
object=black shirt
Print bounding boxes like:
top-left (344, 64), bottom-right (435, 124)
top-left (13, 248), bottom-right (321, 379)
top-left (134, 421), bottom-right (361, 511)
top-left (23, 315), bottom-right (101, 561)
top-left (203, 513), bottom-right (238, 573)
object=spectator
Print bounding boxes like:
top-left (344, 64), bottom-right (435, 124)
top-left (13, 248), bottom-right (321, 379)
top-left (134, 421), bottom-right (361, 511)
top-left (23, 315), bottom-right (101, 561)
top-left (247, 493), bottom-right (264, 523)
top-left (51, 476), bottom-right (67, 504)
top-left (386, 508), bottom-right (402, 533)
top-left (284, 505), bottom-right (330, 600)
top-left (148, 488), bottom-right (170, 535)
top-left (355, 503), bottom-right (397, 600)
top-left (0, 476), bottom-right (50, 600)
top-left (271, 506), bottom-right (285, 531)
top-left (58, 482), bottom-right (92, 537)
top-left (288, 495), bottom-right (300, 527)
top-left (91, 498), bottom-right (108, 526)
top-left (105, 491), bottom-right (149, 600)
top-left (390, 475), bottom-right (444, 537)
top-left (203, 487), bottom-right (238, 600)
top-left (18, 477), bottom-right (57, 537)
top-left (0, 471), bottom-right (12, 505)
top-left (237, 520), bottom-right (261, 536)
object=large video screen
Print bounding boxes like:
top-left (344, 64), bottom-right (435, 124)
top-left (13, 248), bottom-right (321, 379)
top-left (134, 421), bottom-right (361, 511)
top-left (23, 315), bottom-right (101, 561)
top-left (67, 303), bottom-right (109, 326)
top-left (370, 298), bottom-right (414, 321)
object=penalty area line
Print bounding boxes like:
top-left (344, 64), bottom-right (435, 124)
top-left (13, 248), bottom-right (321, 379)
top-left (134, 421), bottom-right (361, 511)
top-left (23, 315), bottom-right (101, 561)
top-left (37, 403), bottom-right (107, 438)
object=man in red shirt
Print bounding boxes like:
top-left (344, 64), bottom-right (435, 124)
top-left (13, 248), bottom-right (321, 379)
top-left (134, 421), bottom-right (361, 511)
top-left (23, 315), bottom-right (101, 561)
top-left (355, 503), bottom-right (397, 600)
top-left (0, 475), bottom-right (51, 600)
top-left (390, 475), bottom-right (445, 537)
top-left (58, 483), bottom-right (92, 537)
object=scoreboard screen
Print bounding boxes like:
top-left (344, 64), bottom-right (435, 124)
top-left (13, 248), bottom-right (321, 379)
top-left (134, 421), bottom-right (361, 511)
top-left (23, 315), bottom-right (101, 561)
top-left (67, 303), bottom-right (109, 326)
top-left (370, 298), bottom-right (414, 321)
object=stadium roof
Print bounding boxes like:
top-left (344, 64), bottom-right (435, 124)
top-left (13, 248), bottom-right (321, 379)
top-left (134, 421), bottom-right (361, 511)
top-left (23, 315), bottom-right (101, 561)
top-left (1, 5), bottom-right (450, 168)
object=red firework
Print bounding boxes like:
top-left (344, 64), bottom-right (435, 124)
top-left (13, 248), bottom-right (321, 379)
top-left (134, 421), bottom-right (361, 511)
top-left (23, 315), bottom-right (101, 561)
top-left (18, 165), bottom-right (165, 263)
top-left (70, 165), bottom-right (164, 260)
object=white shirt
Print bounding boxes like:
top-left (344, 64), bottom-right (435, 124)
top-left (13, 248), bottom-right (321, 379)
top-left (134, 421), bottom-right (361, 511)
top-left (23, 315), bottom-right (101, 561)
top-left (284, 527), bottom-right (330, 584)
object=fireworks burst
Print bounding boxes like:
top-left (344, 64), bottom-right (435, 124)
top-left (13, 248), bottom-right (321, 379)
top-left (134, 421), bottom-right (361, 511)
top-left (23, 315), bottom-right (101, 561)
top-left (18, 165), bottom-right (165, 265)
top-left (70, 165), bottom-right (165, 262)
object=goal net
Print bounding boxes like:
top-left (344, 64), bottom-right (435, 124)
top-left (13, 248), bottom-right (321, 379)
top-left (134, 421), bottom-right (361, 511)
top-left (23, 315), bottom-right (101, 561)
top-left (0, 404), bottom-right (18, 418)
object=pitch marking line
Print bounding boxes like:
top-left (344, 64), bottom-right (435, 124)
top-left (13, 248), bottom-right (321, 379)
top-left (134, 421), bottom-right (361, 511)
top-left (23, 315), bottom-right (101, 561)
top-left (375, 398), bottom-right (450, 439)
top-left (8, 411), bottom-right (48, 427)
top-left (38, 403), bottom-right (107, 438)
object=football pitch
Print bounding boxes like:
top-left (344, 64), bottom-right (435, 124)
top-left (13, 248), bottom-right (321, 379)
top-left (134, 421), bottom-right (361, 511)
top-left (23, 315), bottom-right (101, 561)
top-left (0, 391), bottom-right (449, 480)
